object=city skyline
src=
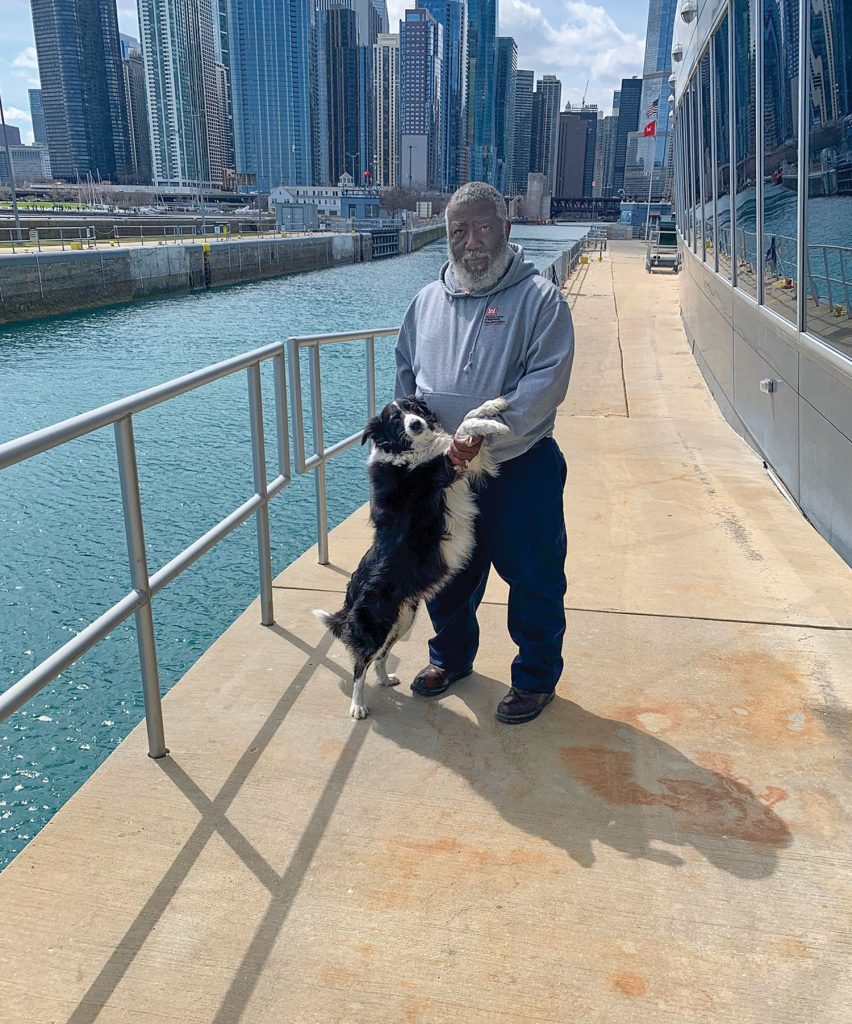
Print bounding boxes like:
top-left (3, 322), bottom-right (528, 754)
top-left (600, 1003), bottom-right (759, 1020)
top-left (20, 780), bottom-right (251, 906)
top-left (1, 0), bottom-right (648, 145)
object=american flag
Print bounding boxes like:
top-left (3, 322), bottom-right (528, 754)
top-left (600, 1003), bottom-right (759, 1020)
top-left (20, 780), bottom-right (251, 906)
top-left (645, 97), bottom-right (659, 118)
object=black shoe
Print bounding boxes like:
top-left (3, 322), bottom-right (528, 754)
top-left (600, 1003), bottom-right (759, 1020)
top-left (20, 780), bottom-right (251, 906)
top-left (495, 687), bottom-right (555, 724)
top-left (410, 664), bottom-right (472, 697)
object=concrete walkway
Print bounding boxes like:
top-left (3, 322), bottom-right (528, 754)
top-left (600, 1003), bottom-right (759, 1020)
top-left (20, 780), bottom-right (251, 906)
top-left (2, 242), bottom-right (851, 1023)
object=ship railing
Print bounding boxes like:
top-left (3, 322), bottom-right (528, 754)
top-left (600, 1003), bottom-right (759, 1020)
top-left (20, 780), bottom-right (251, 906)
top-left (732, 229), bottom-right (851, 317)
top-left (805, 244), bottom-right (852, 317)
top-left (288, 328), bottom-right (400, 565)
top-left (0, 342), bottom-right (292, 758)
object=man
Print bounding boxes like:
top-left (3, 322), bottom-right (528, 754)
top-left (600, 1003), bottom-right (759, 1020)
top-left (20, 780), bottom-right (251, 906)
top-left (395, 182), bottom-right (574, 723)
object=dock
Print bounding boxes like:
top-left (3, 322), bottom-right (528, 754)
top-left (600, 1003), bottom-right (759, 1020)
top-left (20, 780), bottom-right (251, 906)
top-left (1, 241), bottom-right (850, 1023)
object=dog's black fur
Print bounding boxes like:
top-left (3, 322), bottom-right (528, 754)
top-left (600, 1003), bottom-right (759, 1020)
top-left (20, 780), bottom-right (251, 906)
top-left (315, 394), bottom-right (508, 718)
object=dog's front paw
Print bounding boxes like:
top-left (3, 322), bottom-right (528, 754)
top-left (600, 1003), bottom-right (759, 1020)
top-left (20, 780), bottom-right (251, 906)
top-left (380, 673), bottom-right (401, 688)
top-left (459, 416), bottom-right (510, 438)
top-left (350, 700), bottom-right (370, 720)
top-left (465, 397), bottom-right (508, 420)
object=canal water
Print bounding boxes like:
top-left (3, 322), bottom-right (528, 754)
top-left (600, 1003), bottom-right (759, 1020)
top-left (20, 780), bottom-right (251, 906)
top-left (0, 224), bottom-right (588, 867)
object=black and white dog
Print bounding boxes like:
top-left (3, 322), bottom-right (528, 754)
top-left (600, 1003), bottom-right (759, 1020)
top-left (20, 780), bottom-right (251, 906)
top-left (315, 395), bottom-right (509, 718)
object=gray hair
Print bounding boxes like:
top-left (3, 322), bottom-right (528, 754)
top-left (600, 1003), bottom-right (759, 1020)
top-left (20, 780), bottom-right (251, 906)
top-left (445, 182), bottom-right (508, 224)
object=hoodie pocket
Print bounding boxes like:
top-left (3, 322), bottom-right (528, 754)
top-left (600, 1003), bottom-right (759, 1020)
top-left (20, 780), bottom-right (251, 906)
top-left (415, 389), bottom-right (488, 434)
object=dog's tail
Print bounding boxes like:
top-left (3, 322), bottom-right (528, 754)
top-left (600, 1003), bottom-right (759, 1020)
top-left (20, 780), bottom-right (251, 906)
top-left (313, 607), bottom-right (347, 639)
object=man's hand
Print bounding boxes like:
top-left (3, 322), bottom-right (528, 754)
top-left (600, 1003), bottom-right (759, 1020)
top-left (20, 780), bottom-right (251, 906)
top-left (448, 433), bottom-right (483, 471)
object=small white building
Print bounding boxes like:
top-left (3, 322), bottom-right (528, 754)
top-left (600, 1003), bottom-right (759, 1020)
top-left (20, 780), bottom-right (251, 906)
top-left (267, 175), bottom-right (355, 217)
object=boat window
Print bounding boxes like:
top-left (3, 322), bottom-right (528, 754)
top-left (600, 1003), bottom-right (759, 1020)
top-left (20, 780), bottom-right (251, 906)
top-left (714, 14), bottom-right (731, 281)
top-left (805, 0), bottom-right (852, 357)
top-left (690, 78), bottom-right (701, 252)
top-left (761, 0), bottom-right (798, 323)
top-left (733, 0), bottom-right (757, 296)
top-left (700, 49), bottom-right (714, 264)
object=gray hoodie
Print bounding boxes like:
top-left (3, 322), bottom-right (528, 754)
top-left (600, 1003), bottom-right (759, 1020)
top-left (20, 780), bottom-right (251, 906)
top-left (395, 242), bottom-right (575, 462)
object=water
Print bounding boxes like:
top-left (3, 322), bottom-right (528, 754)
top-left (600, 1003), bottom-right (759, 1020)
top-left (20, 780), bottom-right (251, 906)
top-left (0, 223), bottom-right (588, 868)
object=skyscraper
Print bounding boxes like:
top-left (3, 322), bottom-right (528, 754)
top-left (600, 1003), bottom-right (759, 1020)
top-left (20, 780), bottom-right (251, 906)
top-left (513, 69), bottom-right (534, 194)
top-left (495, 37), bottom-right (517, 194)
top-left (373, 33), bottom-right (400, 186)
top-left (226, 0), bottom-right (314, 189)
top-left (577, 105), bottom-right (598, 196)
top-left (399, 9), bottom-right (443, 189)
top-left (467, 0), bottom-right (497, 183)
top-left (534, 75), bottom-right (562, 194)
top-left (138, 0), bottom-right (224, 189)
top-left (593, 113), bottom-right (618, 196)
top-left (120, 38), bottom-right (152, 184)
top-left (319, 0), bottom-right (388, 43)
top-left (555, 112), bottom-right (586, 196)
top-left (30, 0), bottom-right (131, 183)
top-left (624, 0), bottom-right (677, 199)
top-left (420, 0), bottom-right (468, 190)
top-left (612, 77), bottom-right (641, 195)
top-left (28, 89), bottom-right (47, 144)
top-left (319, 7), bottom-right (360, 183)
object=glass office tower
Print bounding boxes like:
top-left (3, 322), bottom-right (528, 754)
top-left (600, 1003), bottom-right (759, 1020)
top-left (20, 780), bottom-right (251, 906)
top-left (227, 0), bottom-right (314, 190)
top-left (513, 69), bottom-right (534, 195)
top-left (467, 0), bottom-right (497, 184)
top-left (494, 37), bottom-right (517, 194)
top-left (420, 0), bottom-right (468, 191)
top-left (28, 90), bottom-right (47, 145)
top-left (30, 0), bottom-right (131, 183)
top-left (625, 0), bottom-right (678, 200)
top-left (672, 0), bottom-right (852, 564)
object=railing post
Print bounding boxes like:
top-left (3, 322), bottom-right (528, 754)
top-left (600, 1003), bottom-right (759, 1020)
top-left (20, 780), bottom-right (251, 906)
top-left (823, 248), bottom-right (834, 308)
top-left (366, 335), bottom-right (377, 418)
top-left (309, 345), bottom-right (330, 564)
top-left (114, 416), bottom-right (168, 759)
top-left (247, 363), bottom-right (275, 625)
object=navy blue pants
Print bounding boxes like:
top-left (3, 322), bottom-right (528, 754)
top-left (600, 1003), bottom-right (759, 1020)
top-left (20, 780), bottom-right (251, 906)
top-left (427, 437), bottom-right (568, 694)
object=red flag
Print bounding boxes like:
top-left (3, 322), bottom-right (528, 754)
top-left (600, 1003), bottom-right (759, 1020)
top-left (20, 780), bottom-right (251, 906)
top-left (643, 120), bottom-right (657, 137)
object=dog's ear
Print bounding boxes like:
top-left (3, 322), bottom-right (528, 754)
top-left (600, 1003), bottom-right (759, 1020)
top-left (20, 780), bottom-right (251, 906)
top-left (361, 415), bottom-right (383, 445)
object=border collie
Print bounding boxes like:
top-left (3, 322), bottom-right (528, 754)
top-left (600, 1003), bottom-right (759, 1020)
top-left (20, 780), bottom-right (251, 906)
top-left (314, 395), bottom-right (509, 718)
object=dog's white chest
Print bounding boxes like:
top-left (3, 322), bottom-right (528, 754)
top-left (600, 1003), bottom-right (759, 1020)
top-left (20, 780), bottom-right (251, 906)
top-left (441, 478), bottom-right (477, 573)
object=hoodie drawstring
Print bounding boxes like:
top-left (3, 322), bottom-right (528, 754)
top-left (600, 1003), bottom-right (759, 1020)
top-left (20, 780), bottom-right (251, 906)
top-left (463, 301), bottom-right (489, 373)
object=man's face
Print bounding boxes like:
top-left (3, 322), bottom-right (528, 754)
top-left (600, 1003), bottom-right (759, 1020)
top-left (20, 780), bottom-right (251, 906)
top-left (446, 198), bottom-right (511, 280)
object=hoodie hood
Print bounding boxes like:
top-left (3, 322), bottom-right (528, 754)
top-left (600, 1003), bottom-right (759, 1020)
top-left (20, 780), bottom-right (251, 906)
top-left (440, 243), bottom-right (540, 298)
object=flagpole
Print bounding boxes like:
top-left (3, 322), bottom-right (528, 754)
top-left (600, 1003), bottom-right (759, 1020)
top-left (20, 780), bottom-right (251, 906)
top-left (644, 148), bottom-right (654, 242)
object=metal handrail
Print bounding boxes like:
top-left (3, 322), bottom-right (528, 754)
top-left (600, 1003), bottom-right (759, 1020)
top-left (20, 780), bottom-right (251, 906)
top-left (0, 225), bottom-right (96, 253)
top-left (0, 342), bottom-right (291, 757)
top-left (288, 327), bottom-right (399, 564)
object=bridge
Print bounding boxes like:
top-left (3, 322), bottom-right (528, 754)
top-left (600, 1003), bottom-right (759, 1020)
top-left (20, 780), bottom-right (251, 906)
top-left (551, 195), bottom-right (622, 221)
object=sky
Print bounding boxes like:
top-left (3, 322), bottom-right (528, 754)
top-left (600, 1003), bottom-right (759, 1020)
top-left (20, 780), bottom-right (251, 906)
top-left (1, 0), bottom-right (648, 145)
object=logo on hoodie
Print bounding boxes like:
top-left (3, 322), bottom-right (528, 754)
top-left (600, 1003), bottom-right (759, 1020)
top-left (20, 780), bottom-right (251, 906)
top-left (483, 305), bottom-right (506, 327)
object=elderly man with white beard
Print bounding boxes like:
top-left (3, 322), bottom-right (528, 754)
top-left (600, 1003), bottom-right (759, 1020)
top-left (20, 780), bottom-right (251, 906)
top-left (394, 182), bottom-right (575, 724)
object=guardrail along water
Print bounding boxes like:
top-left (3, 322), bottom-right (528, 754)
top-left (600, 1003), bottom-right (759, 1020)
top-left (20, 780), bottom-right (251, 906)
top-left (0, 224), bottom-right (590, 869)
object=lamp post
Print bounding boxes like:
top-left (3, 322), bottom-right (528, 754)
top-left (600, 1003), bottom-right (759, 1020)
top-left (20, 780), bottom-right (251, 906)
top-left (0, 91), bottom-right (23, 241)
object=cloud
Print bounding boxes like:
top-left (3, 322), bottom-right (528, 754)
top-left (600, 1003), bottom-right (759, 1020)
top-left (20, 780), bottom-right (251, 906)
top-left (501, 0), bottom-right (644, 112)
top-left (12, 46), bottom-right (38, 70)
top-left (4, 106), bottom-right (31, 123)
top-left (384, 0), bottom-right (642, 114)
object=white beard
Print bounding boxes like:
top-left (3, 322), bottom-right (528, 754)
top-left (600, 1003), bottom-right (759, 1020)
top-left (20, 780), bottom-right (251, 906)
top-left (450, 242), bottom-right (513, 294)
